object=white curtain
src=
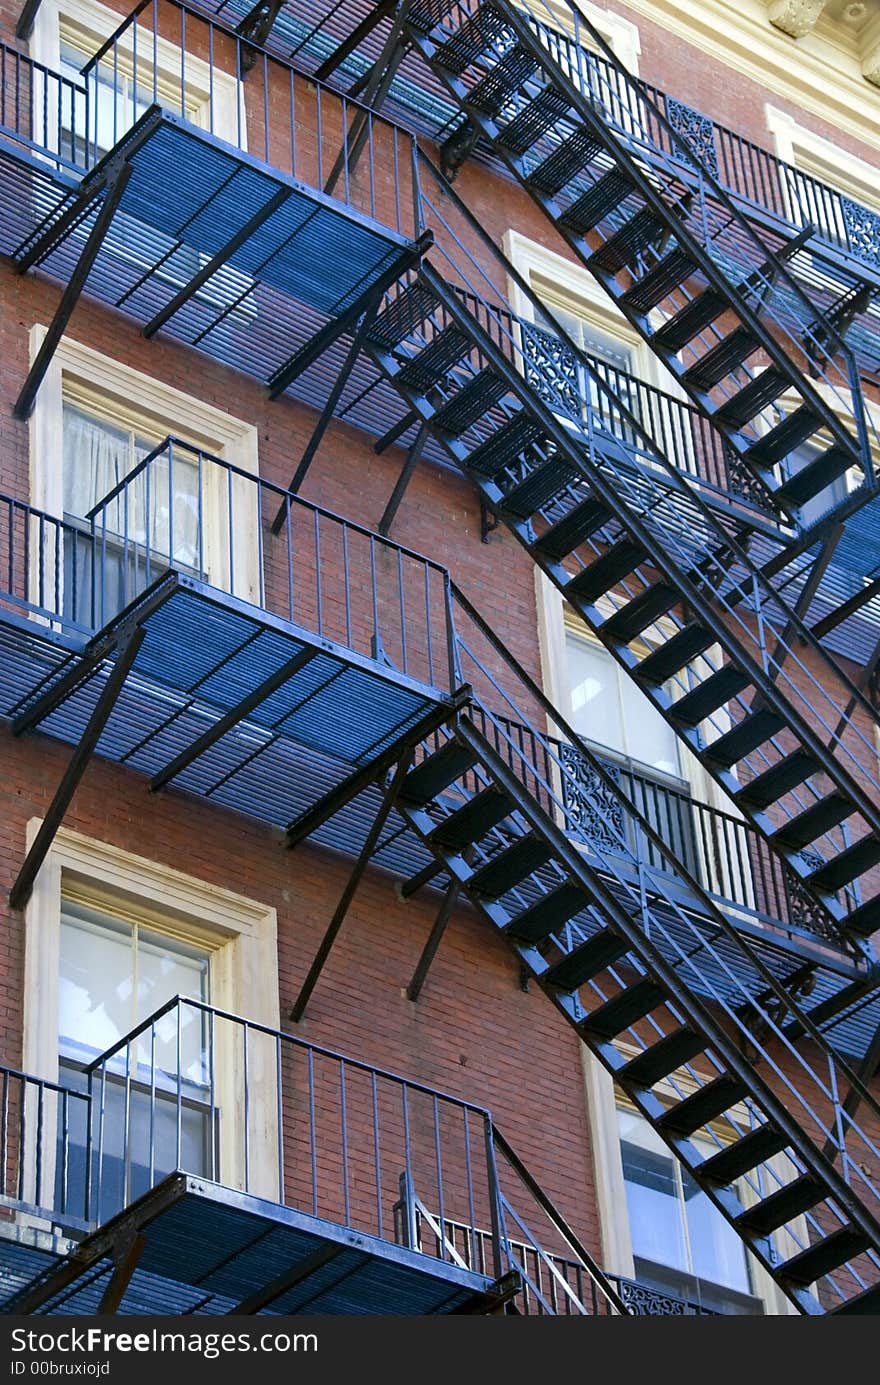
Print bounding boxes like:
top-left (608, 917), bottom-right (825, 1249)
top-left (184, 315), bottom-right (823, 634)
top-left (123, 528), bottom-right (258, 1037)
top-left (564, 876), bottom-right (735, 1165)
top-left (62, 404), bottom-right (201, 625)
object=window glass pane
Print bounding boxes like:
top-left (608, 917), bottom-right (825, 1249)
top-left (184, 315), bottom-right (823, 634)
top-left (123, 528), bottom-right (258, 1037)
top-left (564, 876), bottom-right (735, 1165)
top-left (619, 1110), bottom-right (689, 1275)
top-left (620, 674), bottom-right (681, 777)
top-left (136, 927), bottom-right (209, 1084)
top-left (685, 1139), bottom-right (752, 1293)
top-left (565, 633), bottom-right (623, 751)
top-left (58, 908), bottom-right (134, 1062)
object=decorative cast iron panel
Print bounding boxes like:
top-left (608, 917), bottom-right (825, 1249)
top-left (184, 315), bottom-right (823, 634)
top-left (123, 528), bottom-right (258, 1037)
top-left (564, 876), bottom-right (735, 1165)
top-left (666, 96), bottom-right (719, 178)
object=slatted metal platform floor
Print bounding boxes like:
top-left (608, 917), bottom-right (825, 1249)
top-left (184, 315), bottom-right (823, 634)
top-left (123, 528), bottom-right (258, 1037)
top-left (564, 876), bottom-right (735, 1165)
top-left (0, 1175), bottom-right (497, 1315)
top-left (1, 572), bottom-right (449, 829)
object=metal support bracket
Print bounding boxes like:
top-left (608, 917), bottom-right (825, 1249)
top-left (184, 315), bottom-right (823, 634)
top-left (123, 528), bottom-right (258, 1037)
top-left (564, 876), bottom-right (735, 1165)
top-left (10, 626), bottom-right (145, 911)
top-left (235, 0), bottom-right (286, 73)
top-left (406, 881), bottom-right (460, 1001)
top-left (289, 751), bottom-right (415, 1021)
top-left (98, 1233), bottom-right (147, 1314)
top-left (14, 163), bottom-right (133, 421)
top-left (379, 422), bottom-right (429, 537)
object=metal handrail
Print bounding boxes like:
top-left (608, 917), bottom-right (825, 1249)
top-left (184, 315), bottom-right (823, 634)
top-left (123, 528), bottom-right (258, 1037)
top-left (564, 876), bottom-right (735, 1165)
top-left (85, 435), bottom-right (456, 691)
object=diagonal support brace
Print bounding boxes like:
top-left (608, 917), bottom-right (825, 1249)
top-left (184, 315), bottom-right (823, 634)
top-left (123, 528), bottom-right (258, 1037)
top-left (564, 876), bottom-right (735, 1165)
top-left (98, 1232), bottom-right (147, 1314)
top-left (14, 163), bottom-right (133, 421)
top-left (10, 626), bottom-right (145, 911)
top-left (406, 881), bottom-right (460, 1001)
top-left (289, 750), bottom-right (413, 1021)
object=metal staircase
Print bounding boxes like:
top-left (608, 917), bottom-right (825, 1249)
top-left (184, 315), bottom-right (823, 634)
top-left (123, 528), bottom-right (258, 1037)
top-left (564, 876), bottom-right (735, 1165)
top-left (382, 582), bottom-right (880, 1314)
top-left (398, 0), bottom-right (878, 535)
top-left (360, 249), bottom-right (880, 949)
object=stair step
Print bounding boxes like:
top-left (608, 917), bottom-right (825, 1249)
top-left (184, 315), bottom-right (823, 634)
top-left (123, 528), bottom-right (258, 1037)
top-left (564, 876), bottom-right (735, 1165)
top-left (497, 87), bottom-right (571, 155)
top-left (580, 978), bottom-right (667, 1039)
top-left (735, 750), bottom-right (819, 812)
top-left (369, 281), bottom-right (438, 348)
top-left (566, 539), bottom-right (649, 603)
top-left (533, 497), bottom-right (612, 560)
top-left (839, 895), bottom-right (880, 938)
top-left (502, 456), bottom-right (581, 518)
top-left (433, 370), bottom-right (507, 434)
top-left (560, 170), bottom-right (635, 235)
top-left (683, 326), bottom-right (760, 391)
top-left (600, 583), bottom-right (680, 643)
top-left (397, 326), bottom-right (472, 391)
top-left (621, 247), bottom-right (697, 314)
top-left (771, 794), bottom-right (854, 851)
top-left (635, 623), bottom-right (716, 685)
top-left (589, 207), bottom-right (668, 275)
top-left (401, 741), bottom-right (476, 805)
top-left (544, 927), bottom-right (628, 991)
top-left (527, 127), bottom-right (603, 196)
top-left (743, 405), bottom-right (824, 468)
top-left (431, 4), bottom-right (511, 74)
top-left (467, 834), bottom-right (554, 898)
top-left (736, 1175), bottom-right (826, 1236)
top-left (700, 1124), bottom-right (788, 1186)
top-left (776, 444), bottom-right (853, 510)
top-left (781, 1226), bottom-right (871, 1286)
top-left (506, 881), bottom-right (593, 943)
top-left (829, 1281), bottom-right (880, 1314)
top-left (658, 1074), bottom-right (749, 1137)
top-left (620, 1029), bottom-right (706, 1088)
top-left (704, 709), bottom-right (786, 769)
top-left (651, 287), bottom-right (728, 353)
top-left (468, 45), bottom-right (539, 116)
top-left (714, 368), bottom-right (789, 428)
top-left (669, 666), bottom-right (751, 728)
top-left (467, 412), bottom-right (546, 477)
top-left (430, 786), bottom-right (514, 850)
top-left (806, 835), bottom-right (880, 891)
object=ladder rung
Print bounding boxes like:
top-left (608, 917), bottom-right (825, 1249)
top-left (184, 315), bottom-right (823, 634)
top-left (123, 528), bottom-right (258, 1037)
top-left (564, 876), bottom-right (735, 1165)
top-left (658, 1074), bottom-right (749, 1137)
top-left (736, 1175), bottom-right (826, 1236)
top-left (780, 1226), bottom-right (871, 1286)
top-left (430, 787), bottom-right (514, 850)
top-left (620, 1029), bottom-right (705, 1088)
top-left (806, 835), bottom-right (880, 892)
top-left (699, 1124), bottom-right (788, 1185)
top-left (566, 540), bottom-right (648, 603)
top-left (402, 741), bottom-right (476, 805)
top-left (532, 497), bottom-right (612, 559)
top-left (734, 750), bottom-right (819, 810)
top-left (527, 126), bottom-right (603, 196)
top-left (669, 666), bottom-right (751, 728)
top-left (703, 709), bottom-right (787, 769)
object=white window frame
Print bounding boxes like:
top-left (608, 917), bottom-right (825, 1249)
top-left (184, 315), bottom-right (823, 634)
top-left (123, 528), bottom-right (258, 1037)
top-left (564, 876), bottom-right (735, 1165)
top-left (521, 0), bottom-right (642, 74)
top-left (28, 327), bottom-right (262, 619)
top-left (22, 823), bottom-right (280, 1208)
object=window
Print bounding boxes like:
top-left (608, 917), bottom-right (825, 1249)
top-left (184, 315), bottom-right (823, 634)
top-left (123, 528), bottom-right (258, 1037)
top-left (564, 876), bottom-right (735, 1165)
top-left (22, 825), bottom-right (280, 1217)
top-left (61, 397), bottom-right (202, 626)
top-left (765, 104), bottom-right (880, 269)
top-left (29, 332), bottom-right (261, 630)
top-left (618, 1106), bottom-right (763, 1314)
top-left (563, 626), bottom-right (700, 873)
top-left (526, 300), bottom-right (643, 444)
top-left (57, 900), bottom-right (212, 1220)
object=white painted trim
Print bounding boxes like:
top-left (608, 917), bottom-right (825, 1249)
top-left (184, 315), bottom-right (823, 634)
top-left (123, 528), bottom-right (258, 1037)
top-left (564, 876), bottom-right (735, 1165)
top-left (610, 0), bottom-right (880, 146)
top-left (765, 103), bottom-right (880, 212)
top-left (22, 823), bottom-right (280, 1202)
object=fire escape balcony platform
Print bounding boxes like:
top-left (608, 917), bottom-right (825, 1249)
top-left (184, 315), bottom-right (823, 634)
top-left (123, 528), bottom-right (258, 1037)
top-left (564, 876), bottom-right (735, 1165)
top-left (4, 104), bottom-right (424, 395)
top-left (0, 1174), bottom-right (499, 1315)
top-left (1, 571), bottom-right (450, 833)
